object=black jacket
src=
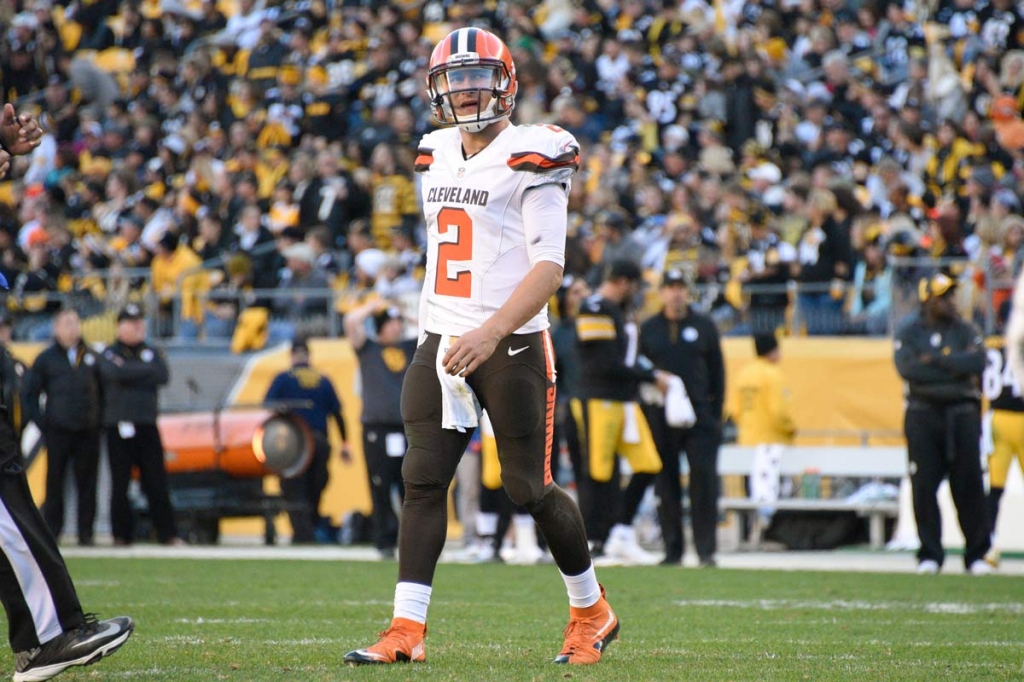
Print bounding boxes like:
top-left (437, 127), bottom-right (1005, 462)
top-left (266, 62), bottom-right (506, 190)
top-left (575, 295), bottom-right (656, 402)
top-left (0, 345), bottom-right (23, 467)
top-left (894, 313), bottom-right (985, 406)
top-left (640, 308), bottom-right (726, 423)
top-left (23, 341), bottom-right (102, 432)
top-left (97, 341), bottom-right (169, 426)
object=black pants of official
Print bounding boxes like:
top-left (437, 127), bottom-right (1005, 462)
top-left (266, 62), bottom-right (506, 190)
top-left (362, 424), bottom-right (405, 551)
top-left (107, 424), bottom-right (178, 544)
top-left (42, 427), bottom-right (100, 544)
top-left (0, 457), bottom-right (85, 652)
top-left (645, 405), bottom-right (721, 563)
top-left (281, 432), bottom-right (330, 544)
top-left (904, 402), bottom-right (991, 568)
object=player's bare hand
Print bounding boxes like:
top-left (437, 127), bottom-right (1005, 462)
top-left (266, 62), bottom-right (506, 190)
top-left (0, 104), bottom-right (42, 156)
top-left (443, 327), bottom-right (500, 377)
top-left (653, 370), bottom-right (674, 395)
top-left (0, 149), bottom-right (10, 179)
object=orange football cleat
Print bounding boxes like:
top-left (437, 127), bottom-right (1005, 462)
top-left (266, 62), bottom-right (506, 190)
top-left (344, 618), bottom-right (426, 665)
top-left (554, 584), bottom-right (620, 665)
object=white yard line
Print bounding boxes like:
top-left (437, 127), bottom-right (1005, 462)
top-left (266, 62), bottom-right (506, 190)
top-left (59, 543), bottom-right (1024, 575)
top-left (676, 599), bottom-right (1024, 614)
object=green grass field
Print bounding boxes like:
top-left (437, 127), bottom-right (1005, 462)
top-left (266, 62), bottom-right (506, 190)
top-left (3, 558), bottom-right (1022, 681)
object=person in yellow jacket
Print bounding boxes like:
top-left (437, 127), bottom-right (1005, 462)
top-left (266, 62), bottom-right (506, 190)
top-left (728, 332), bottom-right (796, 543)
top-left (149, 232), bottom-right (205, 335)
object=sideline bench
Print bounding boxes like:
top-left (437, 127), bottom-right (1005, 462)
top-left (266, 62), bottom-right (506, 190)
top-left (717, 445), bottom-right (908, 549)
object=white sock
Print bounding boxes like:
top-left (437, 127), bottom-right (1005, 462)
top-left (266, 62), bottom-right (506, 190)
top-left (513, 514), bottom-right (539, 551)
top-left (475, 512), bottom-right (498, 536)
top-left (610, 524), bottom-right (632, 542)
top-left (393, 582), bottom-right (432, 624)
top-left (560, 563), bottom-right (601, 608)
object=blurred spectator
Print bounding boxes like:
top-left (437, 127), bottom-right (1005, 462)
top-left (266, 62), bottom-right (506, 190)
top-left (10, 232), bottom-right (60, 340)
top-left (368, 143), bottom-right (418, 249)
top-left (587, 210), bottom-right (645, 286)
top-left (23, 310), bottom-right (101, 546)
top-left (232, 204), bottom-right (281, 290)
top-left (193, 212), bottom-right (230, 262)
top-left (738, 209), bottom-right (796, 334)
top-left (848, 228), bottom-right (894, 336)
top-left (793, 189), bottom-right (852, 335)
top-left (271, 242), bottom-right (331, 341)
top-left (150, 232), bottom-right (205, 338)
top-left (307, 226), bottom-right (342, 278)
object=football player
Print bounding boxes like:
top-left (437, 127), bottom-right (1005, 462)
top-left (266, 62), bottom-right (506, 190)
top-left (985, 301), bottom-right (1024, 567)
top-left (345, 28), bottom-right (619, 666)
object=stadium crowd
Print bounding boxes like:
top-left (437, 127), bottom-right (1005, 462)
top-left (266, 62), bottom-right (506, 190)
top-left (0, 0), bottom-right (1022, 344)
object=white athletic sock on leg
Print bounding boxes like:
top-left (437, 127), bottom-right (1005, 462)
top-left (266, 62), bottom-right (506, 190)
top-left (393, 582), bottom-right (432, 624)
top-left (609, 524), bottom-right (632, 543)
top-left (560, 563), bottom-right (601, 608)
top-left (475, 512), bottom-right (499, 536)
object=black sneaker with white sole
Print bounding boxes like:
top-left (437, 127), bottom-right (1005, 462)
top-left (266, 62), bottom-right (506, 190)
top-left (14, 614), bottom-right (134, 682)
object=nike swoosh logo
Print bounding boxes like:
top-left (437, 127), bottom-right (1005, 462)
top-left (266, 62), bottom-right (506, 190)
top-left (70, 622), bottom-right (121, 650)
top-left (508, 346), bottom-right (529, 356)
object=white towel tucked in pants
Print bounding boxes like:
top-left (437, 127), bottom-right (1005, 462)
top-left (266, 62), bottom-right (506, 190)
top-left (436, 335), bottom-right (481, 432)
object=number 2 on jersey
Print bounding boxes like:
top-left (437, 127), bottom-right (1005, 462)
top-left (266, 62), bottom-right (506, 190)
top-left (435, 207), bottom-right (473, 298)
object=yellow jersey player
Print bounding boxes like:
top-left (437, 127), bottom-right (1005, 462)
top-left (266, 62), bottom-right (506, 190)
top-left (982, 301), bottom-right (1024, 567)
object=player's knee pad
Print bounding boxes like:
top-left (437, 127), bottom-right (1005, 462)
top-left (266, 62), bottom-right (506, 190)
top-left (501, 473), bottom-right (542, 509)
top-left (402, 482), bottom-right (448, 518)
top-left (522, 485), bottom-right (563, 522)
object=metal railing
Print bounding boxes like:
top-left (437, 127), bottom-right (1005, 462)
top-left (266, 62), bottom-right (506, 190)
top-left (3, 254), bottom-right (1013, 343)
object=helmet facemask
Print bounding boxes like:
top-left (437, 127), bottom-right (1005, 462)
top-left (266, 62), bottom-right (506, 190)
top-left (427, 58), bottom-right (516, 133)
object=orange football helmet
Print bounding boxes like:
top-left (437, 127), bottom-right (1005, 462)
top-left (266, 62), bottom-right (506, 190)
top-left (427, 28), bottom-right (517, 132)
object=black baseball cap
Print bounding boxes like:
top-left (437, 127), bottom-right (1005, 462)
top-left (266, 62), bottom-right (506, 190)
top-left (374, 306), bottom-right (402, 334)
top-left (117, 303), bottom-right (144, 322)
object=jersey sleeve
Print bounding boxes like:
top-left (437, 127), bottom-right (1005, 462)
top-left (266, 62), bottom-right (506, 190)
top-left (575, 297), bottom-right (617, 343)
top-left (414, 129), bottom-right (450, 174)
top-left (507, 125), bottom-right (579, 189)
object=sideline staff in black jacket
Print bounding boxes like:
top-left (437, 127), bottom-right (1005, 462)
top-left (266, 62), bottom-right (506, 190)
top-left (640, 270), bottom-right (725, 566)
top-left (23, 309), bottom-right (102, 545)
top-left (894, 273), bottom-right (992, 575)
top-left (98, 304), bottom-right (182, 546)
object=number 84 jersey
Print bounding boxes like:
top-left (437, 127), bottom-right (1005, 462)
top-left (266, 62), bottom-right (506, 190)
top-left (984, 334), bottom-right (1024, 411)
top-left (415, 123), bottom-right (579, 337)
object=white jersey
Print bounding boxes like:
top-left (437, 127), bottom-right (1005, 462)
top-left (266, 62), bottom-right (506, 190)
top-left (415, 123), bottom-right (578, 336)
